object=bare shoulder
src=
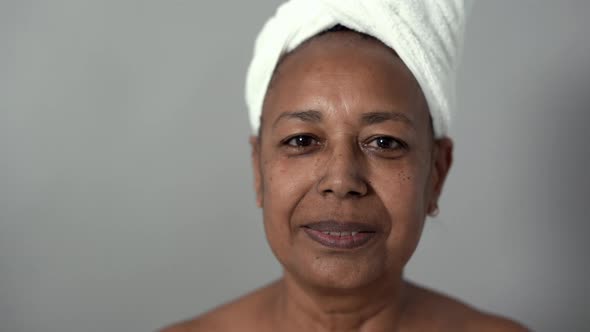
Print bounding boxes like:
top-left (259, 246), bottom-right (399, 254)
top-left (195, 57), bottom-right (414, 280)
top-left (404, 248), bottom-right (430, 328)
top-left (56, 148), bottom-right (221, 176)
top-left (466, 312), bottom-right (531, 332)
top-left (404, 281), bottom-right (529, 332)
top-left (158, 281), bottom-right (280, 332)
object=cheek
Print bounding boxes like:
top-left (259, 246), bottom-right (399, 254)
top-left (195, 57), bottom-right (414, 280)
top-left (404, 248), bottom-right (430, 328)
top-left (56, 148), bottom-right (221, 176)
top-left (262, 157), bottom-right (315, 211)
top-left (373, 161), bottom-right (429, 215)
top-left (260, 156), bottom-right (317, 253)
top-left (372, 163), bottom-right (429, 263)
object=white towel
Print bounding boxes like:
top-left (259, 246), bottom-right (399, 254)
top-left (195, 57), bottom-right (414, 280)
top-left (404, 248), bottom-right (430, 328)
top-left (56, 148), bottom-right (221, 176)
top-left (245, 0), bottom-right (473, 138)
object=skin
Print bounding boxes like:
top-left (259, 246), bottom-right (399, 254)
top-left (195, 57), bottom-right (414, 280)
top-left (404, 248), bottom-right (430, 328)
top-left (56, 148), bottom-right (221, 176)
top-left (160, 31), bottom-right (529, 332)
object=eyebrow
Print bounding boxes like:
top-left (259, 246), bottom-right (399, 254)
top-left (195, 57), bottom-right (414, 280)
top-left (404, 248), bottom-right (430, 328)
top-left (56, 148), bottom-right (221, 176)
top-left (272, 110), bottom-right (323, 128)
top-left (271, 109), bottom-right (414, 129)
top-left (361, 111), bottom-right (414, 128)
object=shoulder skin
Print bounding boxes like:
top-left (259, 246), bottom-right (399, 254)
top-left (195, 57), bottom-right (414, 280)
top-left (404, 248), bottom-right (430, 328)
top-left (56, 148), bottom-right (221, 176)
top-left (402, 281), bottom-right (530, 332)
top-left (158, 282), bottom-right (279, 332)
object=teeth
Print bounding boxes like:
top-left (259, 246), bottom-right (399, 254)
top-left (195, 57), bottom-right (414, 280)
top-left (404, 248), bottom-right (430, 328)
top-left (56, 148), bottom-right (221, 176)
top-left (321, 231), bottom-right (358, 237)
top-left (318, 231), bottom-right (360, 237)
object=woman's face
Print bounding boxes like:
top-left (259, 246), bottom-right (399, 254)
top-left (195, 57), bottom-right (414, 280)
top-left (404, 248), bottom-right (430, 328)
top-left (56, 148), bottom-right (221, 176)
top-left (250, 32), bottom-right (452, 290)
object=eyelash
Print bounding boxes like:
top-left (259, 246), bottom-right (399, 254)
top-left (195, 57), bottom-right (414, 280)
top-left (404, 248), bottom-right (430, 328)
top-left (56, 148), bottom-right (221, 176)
top-left (363, 135), bottom-right (408, 151)
top-left (281, 134), bottom-right (408, 155)
top-left (282, 134), bottom-right (322, 150)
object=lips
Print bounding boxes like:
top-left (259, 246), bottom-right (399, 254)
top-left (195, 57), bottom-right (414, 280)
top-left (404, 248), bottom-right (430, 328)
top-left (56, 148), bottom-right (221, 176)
top-left (302, 220), bottom-right (378, 249)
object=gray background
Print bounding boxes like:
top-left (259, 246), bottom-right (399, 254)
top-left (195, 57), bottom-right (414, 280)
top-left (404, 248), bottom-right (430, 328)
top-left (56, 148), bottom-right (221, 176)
top-left (1, 1), bottom-right (589, 331)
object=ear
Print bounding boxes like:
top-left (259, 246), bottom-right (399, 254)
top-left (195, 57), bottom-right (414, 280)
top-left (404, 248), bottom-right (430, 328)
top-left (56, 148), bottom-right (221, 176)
top-left (427, 137), bottom-right (453, 215)
top-left (249, 135), bottom-right (263, 208)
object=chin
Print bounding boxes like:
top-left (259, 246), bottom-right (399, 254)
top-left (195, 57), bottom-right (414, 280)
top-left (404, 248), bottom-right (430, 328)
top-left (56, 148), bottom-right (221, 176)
top-left (286, 252), bottom-right (390, 292)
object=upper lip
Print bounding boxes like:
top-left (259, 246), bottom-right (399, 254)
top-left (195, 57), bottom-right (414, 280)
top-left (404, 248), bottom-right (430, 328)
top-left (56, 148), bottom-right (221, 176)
top-left (302, 220), bottom-right (379, 233)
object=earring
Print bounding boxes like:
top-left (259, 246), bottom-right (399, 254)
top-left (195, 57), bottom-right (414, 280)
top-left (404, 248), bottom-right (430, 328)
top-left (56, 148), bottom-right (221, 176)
top-left (428, 205), bottom-right (439, 217)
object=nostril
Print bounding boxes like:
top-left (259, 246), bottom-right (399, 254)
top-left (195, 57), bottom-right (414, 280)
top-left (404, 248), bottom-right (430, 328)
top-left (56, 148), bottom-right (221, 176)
top-left (322, 188), bottom-right (363, 198)
top-left (317, 170), bottom-right (369, 198)
top-left (347, 190), bottom-right (363, 198)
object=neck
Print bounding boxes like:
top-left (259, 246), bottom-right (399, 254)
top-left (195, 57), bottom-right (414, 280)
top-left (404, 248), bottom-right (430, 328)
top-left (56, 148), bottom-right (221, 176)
top-left (273, 271), bottom-right (409, 332)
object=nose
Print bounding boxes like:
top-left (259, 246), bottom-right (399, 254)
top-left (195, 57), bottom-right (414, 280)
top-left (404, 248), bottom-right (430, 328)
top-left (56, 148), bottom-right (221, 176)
top-left (317, 143), bottom-right (368, 199)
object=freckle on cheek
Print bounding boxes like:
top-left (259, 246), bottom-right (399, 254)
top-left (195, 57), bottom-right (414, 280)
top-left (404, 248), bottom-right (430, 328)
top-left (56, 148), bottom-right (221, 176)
top-left (398, 171), bottom-right (411, 181)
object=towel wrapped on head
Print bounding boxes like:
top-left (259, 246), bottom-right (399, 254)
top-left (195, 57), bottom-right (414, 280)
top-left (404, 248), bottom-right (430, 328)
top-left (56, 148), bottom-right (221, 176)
top-left (245, 0), bottom-right (473, 138)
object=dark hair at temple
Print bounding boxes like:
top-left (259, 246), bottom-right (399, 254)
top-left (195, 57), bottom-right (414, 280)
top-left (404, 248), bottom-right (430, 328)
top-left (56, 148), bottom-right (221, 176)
top-left (316, 24), bottom-right (374, 39)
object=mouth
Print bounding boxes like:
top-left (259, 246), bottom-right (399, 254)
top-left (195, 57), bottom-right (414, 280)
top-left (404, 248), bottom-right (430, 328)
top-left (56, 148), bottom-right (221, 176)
top-left (301, 220), bottom-right (378, 250)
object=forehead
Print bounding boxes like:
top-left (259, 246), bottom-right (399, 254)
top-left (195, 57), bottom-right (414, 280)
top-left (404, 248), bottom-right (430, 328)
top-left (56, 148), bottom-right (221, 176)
top-left (261, 31), bottom-right (430, 128)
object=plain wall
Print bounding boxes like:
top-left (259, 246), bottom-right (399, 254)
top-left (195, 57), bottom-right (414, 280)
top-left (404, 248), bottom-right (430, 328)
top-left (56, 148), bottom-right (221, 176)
top-left (1, 1), bottom-right (589, 331)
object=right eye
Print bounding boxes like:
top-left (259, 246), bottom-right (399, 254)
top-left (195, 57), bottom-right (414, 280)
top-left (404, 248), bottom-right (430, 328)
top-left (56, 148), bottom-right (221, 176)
top-left (284, 135), bottom-right (318, 148)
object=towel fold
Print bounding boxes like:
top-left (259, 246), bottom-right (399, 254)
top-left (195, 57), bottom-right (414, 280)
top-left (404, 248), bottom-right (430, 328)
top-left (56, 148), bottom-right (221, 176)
top-left (245, 0), bottom-right (473, 138)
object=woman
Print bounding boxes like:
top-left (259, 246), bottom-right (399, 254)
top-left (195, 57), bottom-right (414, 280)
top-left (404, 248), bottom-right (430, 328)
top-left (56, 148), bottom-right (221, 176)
top-left (162, 1), bottom-right (528, 331)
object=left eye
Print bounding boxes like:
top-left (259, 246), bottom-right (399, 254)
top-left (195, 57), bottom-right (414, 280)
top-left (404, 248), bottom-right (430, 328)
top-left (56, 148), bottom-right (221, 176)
top-left (366, 136), bottom-right (403, 150)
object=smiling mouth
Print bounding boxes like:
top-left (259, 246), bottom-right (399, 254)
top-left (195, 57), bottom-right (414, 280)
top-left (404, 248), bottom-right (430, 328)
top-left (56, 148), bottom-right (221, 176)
top-left (302, 221), bottom-right (378, 249)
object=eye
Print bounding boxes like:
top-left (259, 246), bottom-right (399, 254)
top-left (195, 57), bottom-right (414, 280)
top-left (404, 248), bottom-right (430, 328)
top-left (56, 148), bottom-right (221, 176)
top-left (366, 136), bottom-right (404, 150)
top-left (283, 135), bottom-right (319, 148)
top-left (362, 136), bottom-right (409, 158)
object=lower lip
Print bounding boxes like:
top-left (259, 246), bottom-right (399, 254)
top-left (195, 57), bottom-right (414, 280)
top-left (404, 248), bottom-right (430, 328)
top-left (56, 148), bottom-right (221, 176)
top-left (302, 228), bottom-right (376, 249)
